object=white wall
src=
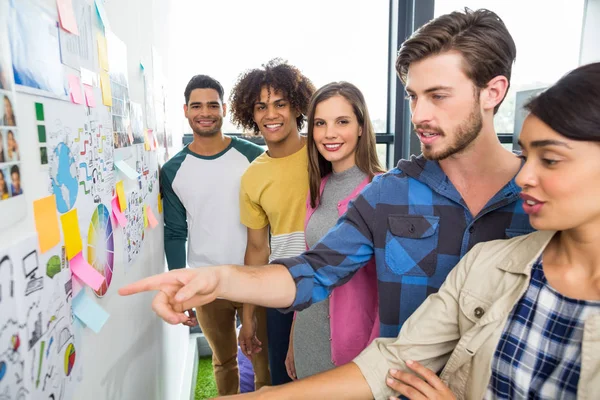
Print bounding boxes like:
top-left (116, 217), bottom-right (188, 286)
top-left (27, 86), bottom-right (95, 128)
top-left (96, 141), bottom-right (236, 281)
top-left (2, 0), bottom-right (190, 399)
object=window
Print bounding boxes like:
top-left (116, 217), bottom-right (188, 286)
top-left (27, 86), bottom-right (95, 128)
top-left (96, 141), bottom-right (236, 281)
top-left (167, 0), bottom-right (390, 137)
top-left (434, 1), bottom-right (586, 136)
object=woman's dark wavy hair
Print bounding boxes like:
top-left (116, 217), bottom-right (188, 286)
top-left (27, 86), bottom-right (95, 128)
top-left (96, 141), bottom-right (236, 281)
top-left (229, 59), bottom-right (315, 134)
top-left (524, 62), bottom-right (600, 142)
top-left (307, 82), bottom-right (385, 208)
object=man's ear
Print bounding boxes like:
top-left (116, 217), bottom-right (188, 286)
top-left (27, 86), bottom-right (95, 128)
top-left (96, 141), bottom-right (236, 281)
top-left (482, 75), bottom-right (509, 112)
top-left (183, 103), bottom-right (188, 118)
top-left (222, 103), bottom-right (227, 118)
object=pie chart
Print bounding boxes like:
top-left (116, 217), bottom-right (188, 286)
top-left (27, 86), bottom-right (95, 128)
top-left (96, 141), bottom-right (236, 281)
top-left (87, 204), bottom-right (115, 297)
top-left (64, 343), bottom-right (76, 376)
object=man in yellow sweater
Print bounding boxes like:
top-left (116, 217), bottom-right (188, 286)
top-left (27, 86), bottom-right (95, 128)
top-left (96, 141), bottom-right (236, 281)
top-left (229, 59), bottom-right (315, 385)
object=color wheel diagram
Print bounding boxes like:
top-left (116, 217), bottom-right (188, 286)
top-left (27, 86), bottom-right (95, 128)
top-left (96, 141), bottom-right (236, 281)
top-left (87, 204), bottom-right (114, 296)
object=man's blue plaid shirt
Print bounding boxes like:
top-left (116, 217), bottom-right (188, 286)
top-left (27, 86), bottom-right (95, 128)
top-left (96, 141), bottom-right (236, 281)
top-left (274, 155), bottom-right (534, 338)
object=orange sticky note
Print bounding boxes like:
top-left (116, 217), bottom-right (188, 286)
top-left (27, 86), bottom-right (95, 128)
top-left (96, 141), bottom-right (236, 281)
top-left (97, 33), bottom-right (109, 71)
top-left (70, 252), bottom-right (104, 291)
top-left (111, 196), bottom-right (127, 227)
top-left (143, 205), bottom-right (148, 228)
top-left (33, 195), bottom-right (61, 253)
top-left (146, 205), bottom-right (158, 228)
top-left (157, 193), bottom-right (163, 213)
top-left (143, 129), bottom-right (150, 151)
top-left (100, 70), bottom-right (112, 107)
top-left (68, 75), bottom-right (84, 104)
top-left (57, 0), bottom-right (79, 35)
top-left (60, 209), bottom-right (82, 260)
top-left (115, 181), bottom-right (127, 211)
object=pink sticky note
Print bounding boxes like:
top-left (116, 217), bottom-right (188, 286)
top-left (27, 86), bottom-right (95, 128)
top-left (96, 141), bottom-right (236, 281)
top-left (84, 85), bottom-right (96, 107)
top-left (147, 206), bottom-right (158, 228)
top-left (70, 252), bottom-right (104, 291)
top-left (111, 196), bottom-right (127, 227)
top-left (57, 0), bottom-right (79, 35)
top-left (69, 75), bottom-right (84, 104)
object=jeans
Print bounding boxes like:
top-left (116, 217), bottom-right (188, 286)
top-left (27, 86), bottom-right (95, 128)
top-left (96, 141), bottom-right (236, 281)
top-left (266, 307), bottom-right (294, 385)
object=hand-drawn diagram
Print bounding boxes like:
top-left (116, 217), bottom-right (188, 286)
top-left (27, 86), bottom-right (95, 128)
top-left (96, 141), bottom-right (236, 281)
top-left (123, 187), bottom-right (144, 266)
top-left (0, 236), bottom-right (81, 400)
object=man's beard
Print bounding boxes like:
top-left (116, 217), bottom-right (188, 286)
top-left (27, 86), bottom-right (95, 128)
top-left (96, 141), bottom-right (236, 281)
top-left (192, 118), bottom-right (222, 137)
top-left (420, 102), bottom-right (483, 161)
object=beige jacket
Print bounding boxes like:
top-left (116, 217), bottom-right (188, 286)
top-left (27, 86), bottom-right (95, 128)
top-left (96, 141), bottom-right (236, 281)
top-left (354, 230), bottom-right (600, 400)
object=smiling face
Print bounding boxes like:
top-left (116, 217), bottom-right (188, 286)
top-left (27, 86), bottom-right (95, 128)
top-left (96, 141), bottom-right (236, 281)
top-left (311, 95), bottom-right (361, 173)
top-left (516, 114), bottom-right (600, 231)
top-left (183, 88), bottom-right (225, 137)
top-left (253, 86), bottom-right (299, 145)
top-left (405, 52), bottom-right (483, 160)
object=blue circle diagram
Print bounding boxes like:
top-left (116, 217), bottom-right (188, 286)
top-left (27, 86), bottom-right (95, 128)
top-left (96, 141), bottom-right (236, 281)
top-left (51, 142), bottom-right (79, 213)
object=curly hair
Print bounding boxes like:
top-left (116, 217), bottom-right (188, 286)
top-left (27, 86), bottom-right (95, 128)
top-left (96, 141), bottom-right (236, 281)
top-left (229, 59), bottom-right (315, 134)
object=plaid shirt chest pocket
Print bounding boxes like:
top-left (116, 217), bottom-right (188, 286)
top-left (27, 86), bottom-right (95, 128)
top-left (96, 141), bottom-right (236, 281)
top-left (384, 214), bottom-right (440, 276)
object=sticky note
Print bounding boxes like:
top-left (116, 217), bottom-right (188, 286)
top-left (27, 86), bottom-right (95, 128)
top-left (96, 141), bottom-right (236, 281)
top-left (115, 181), bottom-right (127, 211)
top-left (33, 195), bottom-right (61, 253)
top-left (147, 129), bottom-right (156, 150)
top-left (143, 129), bottom-right (150, 151)
top-left (111, 196), bottom-right (127, 227)
top-left (80, 68), bottom-right (97, 86)
top-left (97, 33), bottom-right (109, 71)
top-left (94, 0), bottom-right (111, 31)
top-left (114, 160), bottom-right (140, 180)
top-left (72, 290), bottom-right (110, 333)
top-left (37, 125), bottom-right (47, 143)
top-left (143, 206), bottom-right (148, 229)
top-left (83, 85), bottom-right (96, 107)
top-left (100, 71), bottom-right (112, 106)
top-left (68, 75), bottom-right (84, 104)
top-left (157, 193), bottom-right (162, 213)
top-left (35, 103), bottom-right (45, 121)
top-left (57, 0), bottom-right (79, 35)
top-left (70, 252), bottom-right (104, 291)
top-left (146, 206), bottom-right (158, 229)
top-left (60, 209), bottom-right (82, 260)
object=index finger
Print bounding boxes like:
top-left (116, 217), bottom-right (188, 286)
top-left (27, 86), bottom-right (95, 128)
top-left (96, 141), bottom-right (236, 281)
top-left (119, 272), bottom-right (176, 296)
top-left (404, 360), bottom-right (446, 391)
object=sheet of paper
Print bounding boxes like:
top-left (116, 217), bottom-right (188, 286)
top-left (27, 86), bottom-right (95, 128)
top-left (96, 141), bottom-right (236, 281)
top-left (33, 195), bottom-right (61, 253)
top-left (146, 205), bottom-right (158, 228)
top-left (70, 252), bottom-right (105, 291)
top-left (100, 70), bottom-right (112, 106)
top-left (116, 180), bottom-right (127, 211)
top-left (72, 290), bottom-right (110, 333)
top-left (68, 74), bottom-right (84, 104)
top-left (57, 0), bottom-right (79, 35)
top-left (97, 33), bottom-right (109, 71)
top-left (114, 160), bottom-right (140, 180)
top-left (60, 208), bottom-right (82, 260)
top-left (111, 196), bottom-right (127, 226)
top-left (84, 84), bottom-right (96, 107)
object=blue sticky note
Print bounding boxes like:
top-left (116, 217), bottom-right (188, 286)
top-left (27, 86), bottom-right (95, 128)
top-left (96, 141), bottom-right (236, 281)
top-left (94, 0), bottom-right (111, 31)
top-left (114, 160), bottom-right (141, 180)
top-left (72, 290), bottom-right (110, 333)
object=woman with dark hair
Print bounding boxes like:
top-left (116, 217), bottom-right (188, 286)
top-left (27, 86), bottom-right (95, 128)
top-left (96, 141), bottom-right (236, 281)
top-left (6, 130), bottom-right (19, 161)
top-left (1, 95), bottom-right (16, 126)
top-left (285, 82), bottom-right (385, 380)
top-left (0, 169), bottom-right (9, 200)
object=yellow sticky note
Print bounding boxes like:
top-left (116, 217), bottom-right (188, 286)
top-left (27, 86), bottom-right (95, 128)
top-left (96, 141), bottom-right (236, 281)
top-left (33, 195), bottom-right (61, 253)
top-left (97, 33), bottom-right (109, 71)
top-left (100, 70), bottom-right (112, 107)
top-left (143, 205), bottom-right (148, 229)
top-left (157, 193), bottom-right (163, 213)
top-left (143, 129), bottom-right (150, 151)
top-left (60, 209), bottom-right (82, 260)
top-left (116, 181), bottom-right (127, 211)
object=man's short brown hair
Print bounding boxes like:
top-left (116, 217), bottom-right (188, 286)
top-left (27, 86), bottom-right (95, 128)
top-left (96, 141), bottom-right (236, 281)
top-left (396, 8), bottom-right (516, 113)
